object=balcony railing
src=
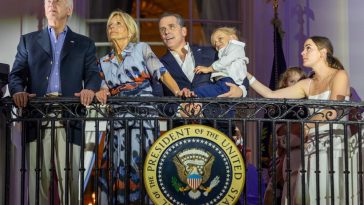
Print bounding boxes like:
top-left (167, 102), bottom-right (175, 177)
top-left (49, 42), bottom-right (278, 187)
top-left (0, 96), bottom-right (363, 205)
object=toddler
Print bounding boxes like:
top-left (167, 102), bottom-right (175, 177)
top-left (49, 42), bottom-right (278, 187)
top-left (193, 27), bottom-right (249, 97)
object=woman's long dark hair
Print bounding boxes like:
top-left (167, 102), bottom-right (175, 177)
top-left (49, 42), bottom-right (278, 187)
top-left (310, 36), bottom-right (344, 70)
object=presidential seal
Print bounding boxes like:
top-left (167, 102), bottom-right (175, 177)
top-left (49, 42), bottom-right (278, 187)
top-left (144, 125), bottom-right (245, 205)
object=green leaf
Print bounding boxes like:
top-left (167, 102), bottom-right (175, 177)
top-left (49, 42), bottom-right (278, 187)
top-left (171, 176), bottom-right (182, 192)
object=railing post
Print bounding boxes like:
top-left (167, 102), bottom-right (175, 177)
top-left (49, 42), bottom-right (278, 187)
top-left (5, 124), bottom-right (10, 205)
top-left (3, 105), bottom-right (11, 205)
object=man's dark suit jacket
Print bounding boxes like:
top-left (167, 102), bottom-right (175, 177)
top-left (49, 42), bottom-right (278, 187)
top-left (159, 45), bottom-right (249, 98)
top-left (158, 46), bottom-right (218, 119)
top-left (159, 45), bottom-right (249, 135)
top-left (159, 45), bottom-right (217, 97)
top-left (8, 27), bottom-right (101, 144)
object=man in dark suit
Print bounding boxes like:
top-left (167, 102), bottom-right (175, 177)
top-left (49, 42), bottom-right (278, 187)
top-left (158, 12), bottom-right (246, 99)
top-left (8, 0), bottom-right (101, 204)
top-left (158, 13), bottom-right (246, 127)
top-left (158, 13), bottom-right (247, 205)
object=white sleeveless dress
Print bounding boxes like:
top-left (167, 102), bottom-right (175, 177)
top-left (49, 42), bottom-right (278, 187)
top-left (295, 90), bottom-right (351, 205)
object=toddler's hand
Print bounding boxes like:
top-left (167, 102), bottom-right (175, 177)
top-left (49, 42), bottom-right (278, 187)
top-left (194, 66), bottom-right (214, 74)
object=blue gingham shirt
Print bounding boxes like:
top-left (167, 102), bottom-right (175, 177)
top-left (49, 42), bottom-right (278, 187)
top-left (46, 26), bottom-right (68, 94)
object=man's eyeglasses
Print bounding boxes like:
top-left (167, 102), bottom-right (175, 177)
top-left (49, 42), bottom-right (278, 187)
top-left (159, 24), bottom-right (179, 33)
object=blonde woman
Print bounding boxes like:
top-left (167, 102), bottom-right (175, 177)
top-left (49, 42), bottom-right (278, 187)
top-left (95, 10), bottom-right (191, 204)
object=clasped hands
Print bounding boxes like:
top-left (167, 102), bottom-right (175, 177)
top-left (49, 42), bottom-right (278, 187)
top-left (174, 87), bottom-right (195, 98)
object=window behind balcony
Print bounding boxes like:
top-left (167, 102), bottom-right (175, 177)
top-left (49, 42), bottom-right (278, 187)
top-left (85, 0), bottom-right (244, 58)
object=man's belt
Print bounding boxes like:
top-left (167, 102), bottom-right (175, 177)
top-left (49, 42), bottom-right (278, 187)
top-left (45, 92), bottom-right (62, 97)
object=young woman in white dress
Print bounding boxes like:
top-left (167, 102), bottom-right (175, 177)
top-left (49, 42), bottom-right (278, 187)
top-left (247, 36), bottom-right (351, 204)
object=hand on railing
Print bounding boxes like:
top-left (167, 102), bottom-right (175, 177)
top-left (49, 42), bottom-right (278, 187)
top-left (74, 89), bottom-right (95, 106)
top-left (174, 87), bottom-right (195, 98)
top-left (12, 92), bottom-right (36, 108)
top-left (95, 88), bottom-right (110, 105)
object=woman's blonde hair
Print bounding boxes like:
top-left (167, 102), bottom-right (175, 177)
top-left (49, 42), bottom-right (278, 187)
top-left (210, 27), bottom-right (238, 45)
top-left (106, 10), bottom-right (139, 43)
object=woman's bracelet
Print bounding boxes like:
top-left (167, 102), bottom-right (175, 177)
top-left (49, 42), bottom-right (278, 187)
top-left (249, 76), bottom-right (256, 85)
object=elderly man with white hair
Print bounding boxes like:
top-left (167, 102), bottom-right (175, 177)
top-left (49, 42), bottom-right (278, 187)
top-left (8, 0), bottom-right (101, 204)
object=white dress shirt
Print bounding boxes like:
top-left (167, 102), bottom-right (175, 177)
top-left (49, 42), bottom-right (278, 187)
top-left (171, 43), bottom-right (195, 82)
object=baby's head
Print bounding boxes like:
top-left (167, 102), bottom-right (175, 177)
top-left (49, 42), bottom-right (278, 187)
top-left (278, 67), bottom-right (307, 89)
top-left (211, 27), bottom-right (238, 51)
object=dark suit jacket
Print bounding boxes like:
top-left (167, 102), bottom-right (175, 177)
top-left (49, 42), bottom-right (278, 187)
top-left (159, 46), bottom-right (216, 118)
top-left (160, 45), bottom-right (249, 97)
top-left (8, 27), bottom-right (101, 144)
top-left (9, 27), bottom-right (100, 96)
top-left (160, 45), bottom-right (217, 97)
top-left (159, 45), bottom-right (248, 135)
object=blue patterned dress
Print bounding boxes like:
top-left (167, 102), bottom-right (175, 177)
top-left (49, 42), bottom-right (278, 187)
top-left (98, 42), bottom-right (166, 204)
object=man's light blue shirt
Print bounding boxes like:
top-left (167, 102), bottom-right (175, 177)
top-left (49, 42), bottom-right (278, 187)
top-left (47, 26), bottom-right (68, 94)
